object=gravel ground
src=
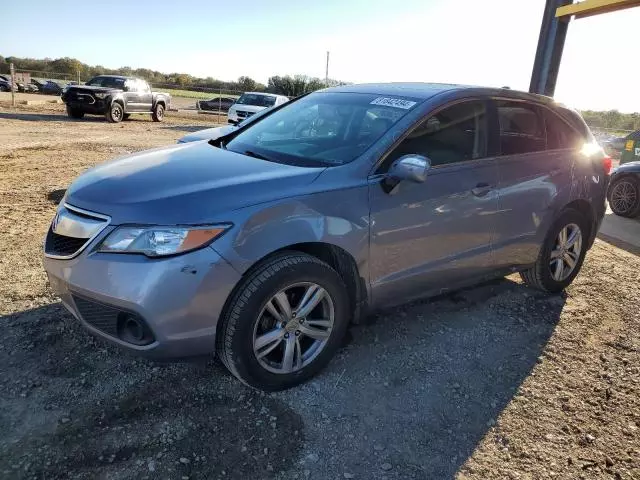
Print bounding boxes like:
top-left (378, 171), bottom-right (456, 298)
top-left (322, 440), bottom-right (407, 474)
top-left (0, 104), bottom-right (639, 480)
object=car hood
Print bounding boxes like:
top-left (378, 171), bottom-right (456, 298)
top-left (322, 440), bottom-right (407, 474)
top-left (178, 125), bottom-right (237, 143)
top-left (230, 104), bottom-right (267, 113)
top-left (65, 142), bottom-right (325, 225)
top-left (67, 85), bottom-right (122, 94)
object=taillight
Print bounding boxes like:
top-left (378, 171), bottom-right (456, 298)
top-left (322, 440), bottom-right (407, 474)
top-left (602, 155), bottom-right (612, 175)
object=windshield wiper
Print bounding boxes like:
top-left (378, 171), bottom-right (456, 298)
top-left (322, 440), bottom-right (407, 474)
top-left (243, 150), bottom-right (271, 161)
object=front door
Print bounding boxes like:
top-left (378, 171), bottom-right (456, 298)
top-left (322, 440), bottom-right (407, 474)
top-left (123, 79), bottom-right (140, 111)
top-left (369, 99), bottom-right (500, 307)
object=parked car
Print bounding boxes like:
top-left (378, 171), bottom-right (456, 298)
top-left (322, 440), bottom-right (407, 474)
top-left (178, 105), bottom-right (278, 143)
top-left (608, 161), bottom-right (640, 217)
top-left (41, 80), bottom-right (65, 95)
top-left (227, 92), bottom-right (288, 124)
top-left (31, 78), bottom-right (48, 91)
top-left (0, 79), bottom-right (12, 92)
top-left (17, 81), bottom-right (39, 93)
top-left (43, 83), bottom-right (609, 390)
top-left (197, 96), bottom-right (236, 112)
top-left (62, 75), bottom-right (171, 123)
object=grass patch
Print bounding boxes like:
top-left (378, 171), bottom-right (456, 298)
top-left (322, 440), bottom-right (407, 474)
top-left (158, 88), bottom-right (239, 100)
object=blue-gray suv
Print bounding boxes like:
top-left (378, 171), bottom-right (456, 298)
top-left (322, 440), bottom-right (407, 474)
top-left (43, 83), bottom-right (609, 390)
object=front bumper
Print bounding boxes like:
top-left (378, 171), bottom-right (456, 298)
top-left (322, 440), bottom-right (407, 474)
top-left (43, 241), bottom-right (241, 359)
top-left (63, 99), bottom-right (109, 114)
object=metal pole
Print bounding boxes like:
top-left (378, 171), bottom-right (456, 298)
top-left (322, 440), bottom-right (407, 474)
top-left (10, 63), bottom-right (16, 107)
top-left (529, 0), bottom-right (571, 96)
top-left (77, 70), bottom-right (80, 84)
top-left (325, 51), bottom-right (330, 87)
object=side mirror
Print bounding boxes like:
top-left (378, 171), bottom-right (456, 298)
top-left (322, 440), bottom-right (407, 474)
top-left (382, 155), bottom-right (431, 194)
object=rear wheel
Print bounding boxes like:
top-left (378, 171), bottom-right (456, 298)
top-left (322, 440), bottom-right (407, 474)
top-left (66, 106), bottom-right (84, 119)
top-left (608, 176), bottom-right (640, 218)
top-left (152, 103), bottom-right (165, 122)
top-left (106, 102), bottom-right (124, 123)
top-left (217, 252), bottom-right (350, 391)
top-left (520, 209), bottom-right (588, 293)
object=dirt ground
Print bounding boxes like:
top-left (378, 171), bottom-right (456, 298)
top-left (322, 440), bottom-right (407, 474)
top-left (0, 103), bottom-right (638, 480)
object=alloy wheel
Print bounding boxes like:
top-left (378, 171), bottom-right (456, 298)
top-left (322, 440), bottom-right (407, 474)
top-left (610, 180), bottom-right (637, 214)
top-left (549, 223), bottom-right (582, 282)
top-left (252, 282), bottom-right (334, 374)
top-left (112, 105), bottom-right (122, 121)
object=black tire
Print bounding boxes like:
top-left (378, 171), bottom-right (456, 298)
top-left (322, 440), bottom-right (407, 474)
top-left (217, 252), bottom-right (350, 391)
top-left (66, 106), bottom-right (84, 119)
top-left (106, 102), bottom-right (124, 123)
top-left (608, 175), bottom-right (640, 218)
top-left (152, 103), bottom-right (165, 122)
top-left (122, 113), bottom-right (131, 121)
top-left (520, 209), bottom-right (589, 293)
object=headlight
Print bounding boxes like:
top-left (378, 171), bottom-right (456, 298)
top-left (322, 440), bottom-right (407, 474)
top-left (95, 93), bottom-right (108, 99)
top-left (97, 225), bottom-right (230, 257)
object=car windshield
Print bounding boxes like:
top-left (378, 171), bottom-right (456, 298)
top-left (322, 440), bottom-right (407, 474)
top-left (85, 76), bottom-right (126, 89)
top-left (224, 92), bottom-right (419, 166)
top-left (235, 93), bottom-right (277, 107)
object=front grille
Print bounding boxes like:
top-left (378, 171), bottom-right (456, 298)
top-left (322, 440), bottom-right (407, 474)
top-left (44, 204), bottom-right (109, 259)
top-left (236, 110), bottom-right (254, 118)
top-left (72, 295), bottom-right (120, 336)
top-left (45, 227), bottom-right (88, 256)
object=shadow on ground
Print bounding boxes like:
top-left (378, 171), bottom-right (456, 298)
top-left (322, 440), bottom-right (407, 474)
top-left (0, 277), bottom-right (564, 479)
top-left (46, 189), bottom-right (66, 205)
top-left (0, 112), bottom-right (154, 123)
top-left (0, 112), bottom-right (104, 123)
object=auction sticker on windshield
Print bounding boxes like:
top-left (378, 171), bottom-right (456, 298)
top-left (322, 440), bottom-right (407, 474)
top-left (370, 97), bottom-right (417, 109)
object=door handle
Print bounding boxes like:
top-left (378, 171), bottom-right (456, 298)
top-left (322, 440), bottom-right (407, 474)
top-left (471, 183), bottom-right (492, 197)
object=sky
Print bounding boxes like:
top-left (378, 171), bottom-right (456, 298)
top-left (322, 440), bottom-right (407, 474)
top-left (1, 0), bottom-right (638, 112)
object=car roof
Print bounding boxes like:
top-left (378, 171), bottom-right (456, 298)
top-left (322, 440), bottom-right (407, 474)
top-left (325, 82), bottom-right (555, 104)
top-left (244, 92), bottom-right (287, 98)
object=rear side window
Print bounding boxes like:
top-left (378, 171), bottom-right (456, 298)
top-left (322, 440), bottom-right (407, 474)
top-left (544, 110), bottom-right (583, 149)
top-left (497, 101), bottom-right (545, 155)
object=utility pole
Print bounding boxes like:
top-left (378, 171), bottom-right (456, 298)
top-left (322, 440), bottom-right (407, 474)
top-left (10, 63), bottom-right (15, 107)
top-left (325, 51), bottom-right (330, 87)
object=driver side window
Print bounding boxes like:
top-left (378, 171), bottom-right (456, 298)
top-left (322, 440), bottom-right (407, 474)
top-left (382, 100), bottom-right (487, 171)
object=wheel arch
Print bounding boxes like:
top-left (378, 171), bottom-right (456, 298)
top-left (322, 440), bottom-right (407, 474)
top-left (562, 198), bottom-right (595, 246)
top-left (215, 242), bottom-right (368, 349)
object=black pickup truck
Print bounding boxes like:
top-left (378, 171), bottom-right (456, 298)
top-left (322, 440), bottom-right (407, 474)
top-left (62, 75), bottom-right (171, 123)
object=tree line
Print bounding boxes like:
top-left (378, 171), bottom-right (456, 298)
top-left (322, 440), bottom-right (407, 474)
top-left (580, 110), bottom-right (640, 132)
top-left (0, 54), bottom-right (346, 97)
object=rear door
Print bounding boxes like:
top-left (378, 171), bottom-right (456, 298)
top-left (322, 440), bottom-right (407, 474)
top-left (490, 99), bottom-right (577, 269)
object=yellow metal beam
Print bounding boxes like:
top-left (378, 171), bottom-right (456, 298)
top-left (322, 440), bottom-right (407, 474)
top-left (556, 0), bottom-right (640, 19)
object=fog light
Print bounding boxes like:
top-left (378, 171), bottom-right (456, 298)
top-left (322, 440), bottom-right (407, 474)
top-left (117, 313), bottom-right (153, 346)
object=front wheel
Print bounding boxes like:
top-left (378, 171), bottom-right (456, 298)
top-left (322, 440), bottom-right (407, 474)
top-left (217, 252), bottom-right (350, 391)
top-left (152, 103), bottom-right (164, 122)
top-left (520, 209), bottom-right (588, 293)
top-left (106, 102), bottom-right (124, 123)
top-left (608, 176), bottom-right (640, 218)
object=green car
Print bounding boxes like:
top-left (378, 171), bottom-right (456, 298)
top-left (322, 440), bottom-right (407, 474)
top-left (620, 130), bottom-right (640, 165)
